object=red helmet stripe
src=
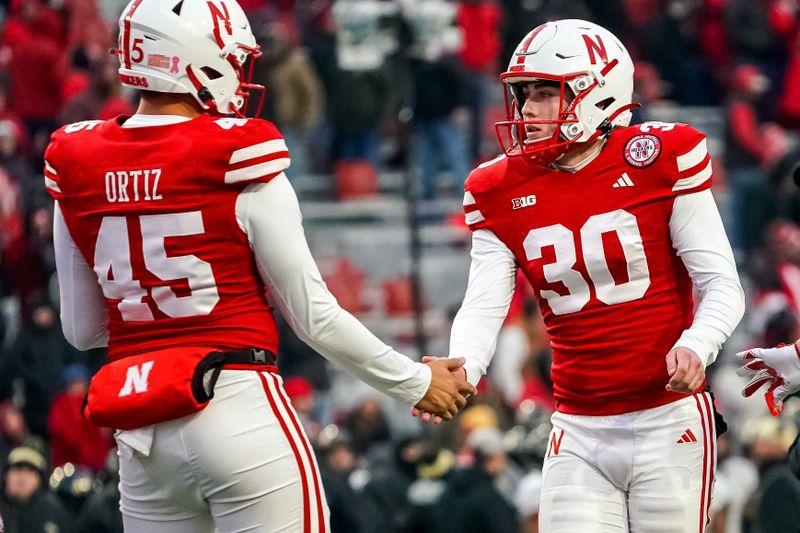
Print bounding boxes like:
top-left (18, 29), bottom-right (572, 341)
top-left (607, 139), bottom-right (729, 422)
top-left (122, 0), bottom-right (145, 70)
top-left (516, 23), bottom-right (548, 65)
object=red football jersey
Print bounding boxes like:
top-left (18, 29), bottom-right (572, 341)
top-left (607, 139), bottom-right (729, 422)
top-left (45, 115), bottom-right (289, 361)
top-left (464, 122), bottom-right (713, 415)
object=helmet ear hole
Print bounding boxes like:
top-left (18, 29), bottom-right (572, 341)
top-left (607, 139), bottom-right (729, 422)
top-left (172, 0), bottom-right (184, 16)
top-left (201, 67), bottom-right (223, 80)
top-left (596, 97), bottom-right (615, 110)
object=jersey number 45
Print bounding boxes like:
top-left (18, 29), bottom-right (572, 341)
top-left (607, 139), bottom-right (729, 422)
top-left (94, 212), bottom-right (219, 321)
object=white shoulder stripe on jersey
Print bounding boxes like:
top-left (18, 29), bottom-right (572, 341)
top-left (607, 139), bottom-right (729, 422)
top-left (44, 176), bottom-right (61, 193)
top-left (224, 158), bottom-right (291, 184)
top-left (463, 191), bottom-right (476, 206)
top-left (672, 160), bottom-right (712, 191)
top-left (465, 209), bottom-right (485, 225)
top-left (44, 161), bottom-right (58, 175)
top-left (229, 139), bottom-right (288, 165)
top-left (676, 139), bottom-right (708, 172)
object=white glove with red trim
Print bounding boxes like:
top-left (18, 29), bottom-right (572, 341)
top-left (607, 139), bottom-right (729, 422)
top-left (735, 341), bottom-right (800, 416)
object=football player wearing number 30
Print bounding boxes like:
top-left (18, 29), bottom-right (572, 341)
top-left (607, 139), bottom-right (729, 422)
top-left (424, 19), bottom-right (745, 533)
top-left (44, 0), bottom-right (474, 532)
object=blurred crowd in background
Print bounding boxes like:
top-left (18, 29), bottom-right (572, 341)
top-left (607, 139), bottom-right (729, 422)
top-left (2, 0), bottom-right (800, 531)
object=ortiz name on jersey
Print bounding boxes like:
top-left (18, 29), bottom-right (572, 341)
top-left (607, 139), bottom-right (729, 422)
top-left (44, 115), bottom-right (289, 362)
top-left (464, 122), bottom-right (713, 415)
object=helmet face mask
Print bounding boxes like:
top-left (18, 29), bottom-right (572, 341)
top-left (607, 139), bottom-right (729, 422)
top-left (495, 20), bottom-right (637, 164)
top-left (117, 0), bottom-right (265, 117)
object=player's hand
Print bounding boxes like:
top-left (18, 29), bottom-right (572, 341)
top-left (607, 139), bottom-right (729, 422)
top-left (414, 357), bottom-right (475, 423)
top-left (735, 341), bottom-right (800, 416)
top-left (411, 356), bottom-right (468, 424)
top-left (665, 347), bottom-right (705, 394)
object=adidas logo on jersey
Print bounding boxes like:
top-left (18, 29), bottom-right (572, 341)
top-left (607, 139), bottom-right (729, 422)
top-left (613, 173), bottom-right (635, 188)
top-left (676, 428), bottom-right (698, 444)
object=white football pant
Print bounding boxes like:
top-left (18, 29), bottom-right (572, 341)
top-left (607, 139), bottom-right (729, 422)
top-left (539, 392), bottom-right (717, 533)
top-left (117, 370), bottom-right (330, 533)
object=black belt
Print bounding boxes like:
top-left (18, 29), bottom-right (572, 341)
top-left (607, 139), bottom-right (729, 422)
top-left (208, 349), bottom-right (277, 366)
top-left (193, 349), bottom-right (278, 403)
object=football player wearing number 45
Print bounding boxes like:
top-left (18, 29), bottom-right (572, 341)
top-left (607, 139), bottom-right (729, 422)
top-left (418, 19), bottom-right (746, 533)
top-left (44, 0), bottom-right (474, 532)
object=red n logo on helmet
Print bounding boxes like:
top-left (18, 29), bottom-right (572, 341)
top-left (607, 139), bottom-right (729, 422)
top-left (582, 34), bottom-right (608, 65)
top-left (207, 1), bottom-right (233, 48)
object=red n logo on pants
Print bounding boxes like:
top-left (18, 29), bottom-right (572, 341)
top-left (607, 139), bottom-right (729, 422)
top-left (547, 429), bottom-right (565, 458)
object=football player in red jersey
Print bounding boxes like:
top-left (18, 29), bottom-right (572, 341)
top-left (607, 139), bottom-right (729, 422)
top-left (420, 19), bottom-right (746, 532)
top-left (45, 0), bottom-right (474, 531)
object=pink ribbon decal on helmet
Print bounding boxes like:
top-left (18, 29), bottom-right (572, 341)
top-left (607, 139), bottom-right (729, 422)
top-left (170, 56), bottom-right (180, 74)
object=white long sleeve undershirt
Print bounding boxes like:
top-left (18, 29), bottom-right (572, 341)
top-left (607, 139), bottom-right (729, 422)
top-left (449, 189), bottom-right (745, 387)
top-left (54, 114), bottom-right (431, 407)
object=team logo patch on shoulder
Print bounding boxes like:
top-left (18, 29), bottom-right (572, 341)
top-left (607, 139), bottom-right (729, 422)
top-left (623, 134), bottom-right (661, 168)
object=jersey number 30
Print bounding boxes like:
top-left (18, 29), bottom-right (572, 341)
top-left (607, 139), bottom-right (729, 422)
top-left (524, 209), bottom-right (651, 315)
top-left (94, 212), bottom-right (219, 321)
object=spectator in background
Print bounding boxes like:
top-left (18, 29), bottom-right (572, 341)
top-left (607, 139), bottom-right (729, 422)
top-left (0, 75), bottom-right (29, 155)
top-left (742, 417), bottom-right (800, 532)
top-left (342, 397), bottom-right (392, 455)
top-left (6, 2), bottom-right (67, 157)
top-left (0, 119), bottom-right (38, 215)
top-left (0, 169), bottom-right (28, 299)
top-left (74, 449), bottom-right (123, 533)
top-left (60, 54), bottom-right (133, 125)
top-left (725, 0), bottom-right (793, 99)
top-left (326, 0), bottom-right (399, 168)
top-left (5, 295), bottom-right (80, 438)
top-left (0, 402), bottom-right (30, 470)
top-left (405, 447), bottom-right (455, 533)
top-left (0, 446), bottom-right (73, 533)
top-left (317, 428), bottom-right (366, 533)
top-left (61, 0), bottom-right (113, 59)
top-left (48, 364), bottom-right (113, 472)
top-left (404, 0), bottom-right (470, 199)
top-left (514, 468), bottom-right (543, 533)
top-left (725, 64), bottom-right (789, 251)
top-left (490, 297), bottom-right (552, 409)
top-left (457, 0), bottom-right (502, 163)
top-left (433, 427), bottom-right (519, 533)
top-left (253, 16), bottom-right (324, 178)
top-left (283, 376), bottom-right (321, 442)
top-left (640, 0), bottom-right (719, 105)
top-left (361, 434), bottom-right (425, 533)
top-left (778, 29), bottom-right (800, 130)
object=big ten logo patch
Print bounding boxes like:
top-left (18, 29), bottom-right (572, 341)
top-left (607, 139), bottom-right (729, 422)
top-left (512, 194), bottom-right (537, 210)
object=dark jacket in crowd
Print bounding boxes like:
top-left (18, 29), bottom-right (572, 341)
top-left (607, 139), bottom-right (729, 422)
top-left (74, 480), bottom-right (123, 533)
top-left (320, 466), bottom-right (364, 533)
top-left (432, 467), bottom-right (519, 533)
top-left (0, 489), bottom-right (73, 533)
top-left (756, 461), bottom-right (800, 533)
top-left (408, 57), bottom-right (464, 122)
top-left (4, 319), bottom-right (77, 438)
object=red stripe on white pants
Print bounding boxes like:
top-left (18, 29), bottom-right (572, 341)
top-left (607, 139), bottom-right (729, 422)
top-left (258, 372), bottom-right (310, 533)
top-left (267, 372), bottom-right (327, 533)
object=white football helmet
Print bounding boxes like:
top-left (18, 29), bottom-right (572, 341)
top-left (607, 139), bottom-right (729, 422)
top-left (496, 19), bottom-right (637, 163)
top-left (116, 0), bottom-right (263, 116)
